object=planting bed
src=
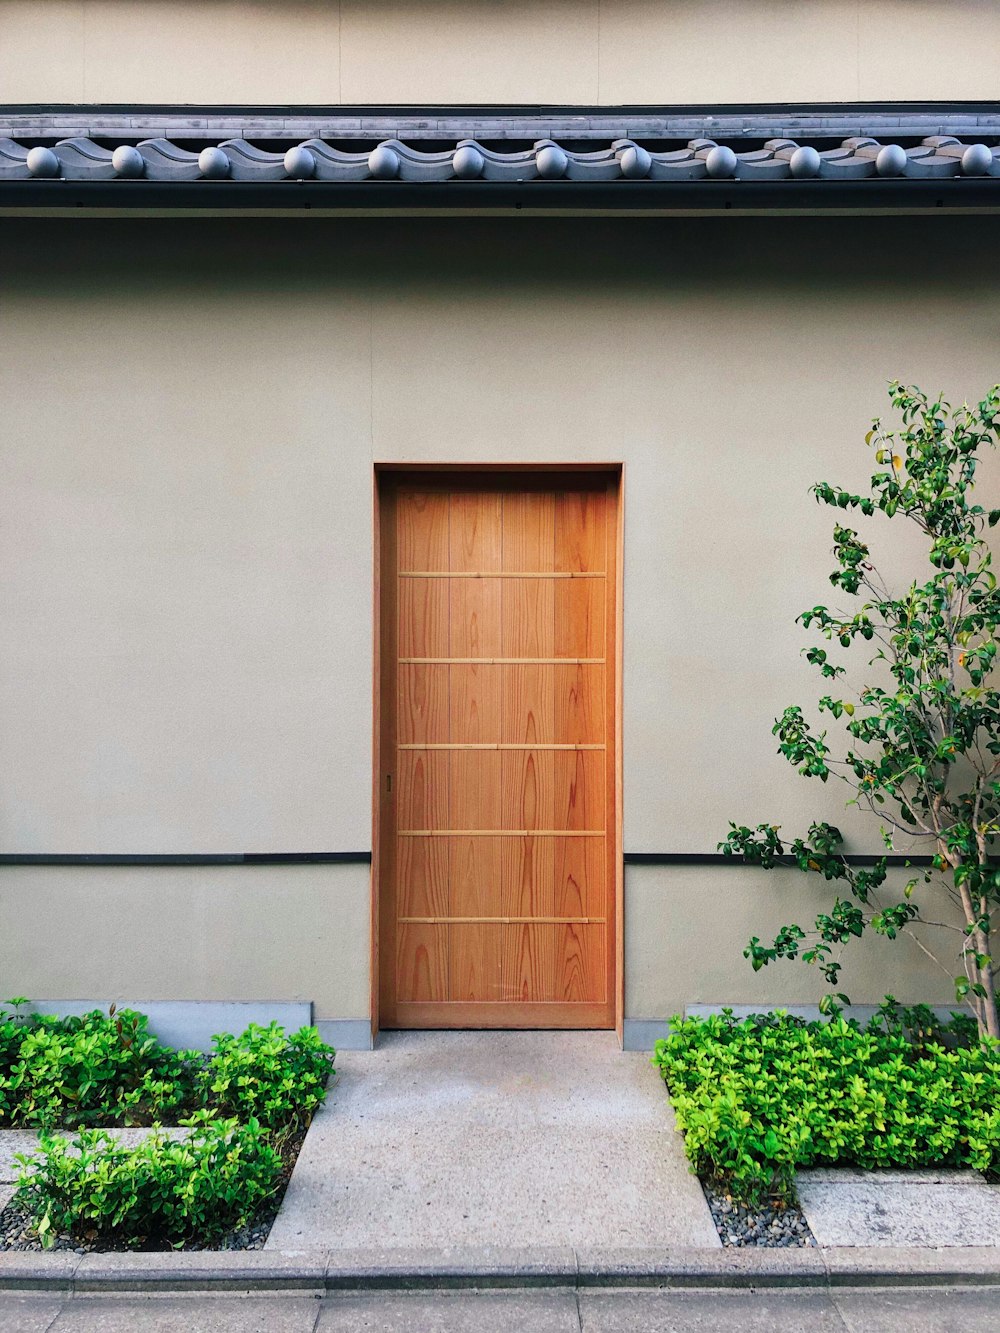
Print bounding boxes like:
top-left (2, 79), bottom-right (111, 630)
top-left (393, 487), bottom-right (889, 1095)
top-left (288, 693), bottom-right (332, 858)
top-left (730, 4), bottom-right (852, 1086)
top-left (654, 1003), bottom-right (998, 1243)
top-left (0, 1004), bottom-right (334, 1252)
top-left (0, 1128), bottom-right (307, 1252)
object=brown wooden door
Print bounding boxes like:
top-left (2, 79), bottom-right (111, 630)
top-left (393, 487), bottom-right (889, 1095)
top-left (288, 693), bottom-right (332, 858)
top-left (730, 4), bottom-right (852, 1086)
top-left (377, 471), bottom-right (619, 1029)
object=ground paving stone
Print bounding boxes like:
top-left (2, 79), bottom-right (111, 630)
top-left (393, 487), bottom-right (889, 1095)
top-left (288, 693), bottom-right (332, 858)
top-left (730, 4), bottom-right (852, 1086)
top-left (267, 1031), bottom-right (719, 1251)
top-left (0, 1136), bottom-right (41, 1186)
top-left (315, 1289), bottom-right (580, 1331)
top-left (832, 1287), bottom-right (1000, 1332)
top-left (578, 1288), bottom-right (848, 1331)
top-left (3, 1287), bottom-right (1000, 1332)
top-left (798, 1169), bottom-right (1000, 1247)
top-left (0, 1294), bottom-right (65, 1331)
top-left (47, 1296), bottom-right (322, 1331)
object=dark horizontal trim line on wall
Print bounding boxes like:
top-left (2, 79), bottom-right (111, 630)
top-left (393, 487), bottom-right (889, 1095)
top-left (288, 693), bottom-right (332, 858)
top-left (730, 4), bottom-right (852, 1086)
top-left (0, 852), bottom-right (372, 866)
top-left (4, 100), bottom-right (999, 117)
top-left (3, 179), bottom-right (998, 213)
top-left (625, 852), bottom-right (1000, 868)
top-left (5, 851), bottom-right (995, 869)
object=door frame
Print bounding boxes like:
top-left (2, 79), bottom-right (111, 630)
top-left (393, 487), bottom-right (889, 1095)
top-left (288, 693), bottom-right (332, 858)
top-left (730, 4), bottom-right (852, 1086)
top-left (370, 463), bottom-right (624, 1044)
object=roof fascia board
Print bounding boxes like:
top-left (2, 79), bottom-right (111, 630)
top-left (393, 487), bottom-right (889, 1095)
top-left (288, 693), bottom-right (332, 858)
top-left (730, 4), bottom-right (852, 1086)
top-left (5, 207), bottom-right (998, 220)
top-left (1, 178), bottom-right (998, 212)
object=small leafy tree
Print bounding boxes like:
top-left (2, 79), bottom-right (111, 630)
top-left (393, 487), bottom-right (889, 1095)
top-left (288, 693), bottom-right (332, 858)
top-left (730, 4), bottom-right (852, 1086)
top-left (723, 383), bottom-right (1000, 1039)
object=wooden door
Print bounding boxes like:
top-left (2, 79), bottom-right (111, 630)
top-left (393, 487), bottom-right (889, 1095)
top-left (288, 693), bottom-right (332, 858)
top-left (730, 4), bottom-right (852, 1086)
top-left (377, 471), bottom-right (619, 1029)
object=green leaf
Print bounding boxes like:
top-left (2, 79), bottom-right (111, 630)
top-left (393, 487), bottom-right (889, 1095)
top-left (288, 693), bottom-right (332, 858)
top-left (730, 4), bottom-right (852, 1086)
top-left (722, 379), bottom-right (1000, 1042)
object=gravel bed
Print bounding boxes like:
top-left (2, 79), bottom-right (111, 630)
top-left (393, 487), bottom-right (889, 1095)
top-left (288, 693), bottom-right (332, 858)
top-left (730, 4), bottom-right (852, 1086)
top-left (0, 1200), bottom-right (273, 1253)
top-left (703, 1182), bottom-right (816, 1247)
top-left (0, 1128), bottom-right (305, 1253)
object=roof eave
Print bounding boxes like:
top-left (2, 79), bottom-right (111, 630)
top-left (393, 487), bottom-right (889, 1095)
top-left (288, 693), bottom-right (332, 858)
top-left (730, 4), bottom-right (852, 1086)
top-left (2, 177), bottom-right (999, 213)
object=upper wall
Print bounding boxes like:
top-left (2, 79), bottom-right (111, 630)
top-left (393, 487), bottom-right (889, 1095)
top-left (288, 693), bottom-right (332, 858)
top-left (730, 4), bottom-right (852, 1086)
top-left (2, 0), bottom-right (999, 106)
top-left (2, 214), bottom-right (999, 856)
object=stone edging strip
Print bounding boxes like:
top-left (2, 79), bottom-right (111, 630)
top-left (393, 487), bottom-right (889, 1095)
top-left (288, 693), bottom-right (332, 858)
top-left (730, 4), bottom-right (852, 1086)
top-left (0, 1246), bottom-right (998, 1294)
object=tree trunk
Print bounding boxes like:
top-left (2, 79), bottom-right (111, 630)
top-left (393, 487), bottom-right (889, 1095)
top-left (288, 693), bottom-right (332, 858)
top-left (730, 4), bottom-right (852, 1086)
top-left (947, 847), bottom-right (999, 1040)
top-left (978, 956), bottom-right (1000, 1040)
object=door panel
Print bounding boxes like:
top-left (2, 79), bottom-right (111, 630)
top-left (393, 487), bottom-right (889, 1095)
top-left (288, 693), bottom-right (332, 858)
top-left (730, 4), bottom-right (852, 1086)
top-left (378, 471), bottom-right (618, 1029)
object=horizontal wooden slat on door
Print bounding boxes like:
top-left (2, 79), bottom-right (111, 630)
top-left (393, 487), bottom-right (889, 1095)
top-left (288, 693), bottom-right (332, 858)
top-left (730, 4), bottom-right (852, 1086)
top-left (378, 473), bottom-right (617, 1029)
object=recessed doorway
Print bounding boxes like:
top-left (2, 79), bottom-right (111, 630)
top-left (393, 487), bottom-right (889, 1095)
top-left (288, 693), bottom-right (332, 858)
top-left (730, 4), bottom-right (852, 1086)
top-left (374, 467), bottom-right (622, 1032)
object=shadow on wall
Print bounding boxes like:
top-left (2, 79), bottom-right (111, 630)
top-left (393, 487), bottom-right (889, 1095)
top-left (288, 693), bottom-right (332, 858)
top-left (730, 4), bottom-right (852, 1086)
top-left (3, 215), bottom-right (1000, 309)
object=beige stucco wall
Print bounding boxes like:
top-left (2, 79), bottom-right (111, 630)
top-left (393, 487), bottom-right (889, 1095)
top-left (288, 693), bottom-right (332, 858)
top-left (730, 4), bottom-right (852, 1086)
top-left (1, 214), bottom-right (998, 1019)
top-left (625, 866), bottom-right (964, 1019)
top-left (2, 0), bottom-right (999, 105)
top-left (0, 865), bottom-right (370, 1019)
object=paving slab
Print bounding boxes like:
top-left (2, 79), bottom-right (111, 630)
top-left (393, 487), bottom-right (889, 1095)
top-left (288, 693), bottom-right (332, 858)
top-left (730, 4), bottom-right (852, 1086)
top-left (6, 1287), bottom-right (1000, 1333)
top-left (0, 1135), bottom-right (43, 1186)
top-left (47, 1295), bottom-right (322, 1332)
top-left (0, 1129), bottom-right (189, 1184)
top-left (797, 1169), bottom-right (1000, 1247)
top-left (801, 1167), bottom-right (984, 1184)
top-left (315, 1289), bottom-right (580, 1332)
top-left (578, 1288), bottom-right (848, 1332)
top-left (0, 1294), bottom-right (66, 1332)
top-left (832, 1287), bottom-right (1000, 1332)
top-left (267, 1031), bottom-right (719, 1251)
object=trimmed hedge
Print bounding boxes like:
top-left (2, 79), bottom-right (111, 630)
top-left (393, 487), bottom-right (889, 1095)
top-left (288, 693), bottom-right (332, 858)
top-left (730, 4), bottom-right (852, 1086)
top-left (653, 1008), bottom-right (1000, 1203)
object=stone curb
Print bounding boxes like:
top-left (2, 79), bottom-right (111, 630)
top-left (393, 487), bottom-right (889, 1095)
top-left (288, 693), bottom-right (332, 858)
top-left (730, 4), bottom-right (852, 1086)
top-left (0, 1246), bottom-right (999, 1293)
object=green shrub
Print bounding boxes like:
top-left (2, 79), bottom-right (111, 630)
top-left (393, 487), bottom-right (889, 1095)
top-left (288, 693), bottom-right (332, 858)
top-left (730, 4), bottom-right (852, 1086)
top-left (654, 1010), bottom-right (1000, 1203)
top-left (201, 1022), bottom-right (335, 1130)
top-left (13, 1113), bottom-right (282, 1249)
top-left (867, 995), bottom-right (980, 1053)
top-left (2, 1008), bottom-right (197, 1129)
top-left (0, 1000), bottom-right (40, 1120)
top-left (0, 1003), bottom-right (336, 1135)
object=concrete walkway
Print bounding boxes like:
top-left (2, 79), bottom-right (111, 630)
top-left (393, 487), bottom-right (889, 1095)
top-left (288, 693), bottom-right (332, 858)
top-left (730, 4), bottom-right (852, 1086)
top-left (267, 1031), bottom-right (719, 1251)
top-left (4, 1286), bottom-right (1000, 1331)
